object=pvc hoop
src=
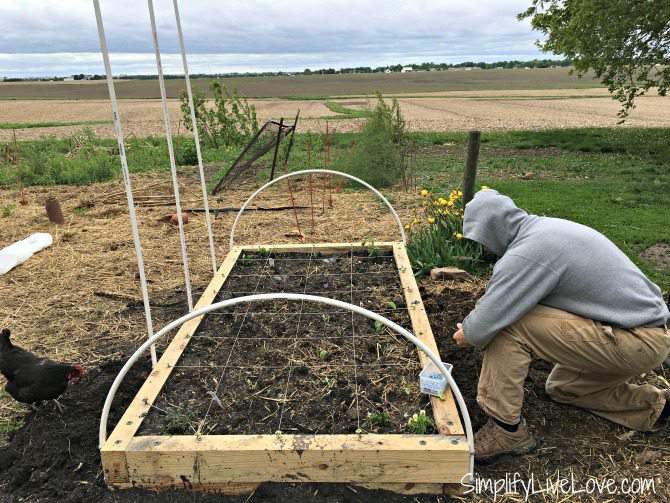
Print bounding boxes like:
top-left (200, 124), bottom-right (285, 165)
top-left (99, 293), bottom-right (474, 480)
top-left (229, 169), bottom-right (406, 249)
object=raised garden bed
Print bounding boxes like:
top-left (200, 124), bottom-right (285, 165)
top-left (101, 242), bottom-right (468, 495)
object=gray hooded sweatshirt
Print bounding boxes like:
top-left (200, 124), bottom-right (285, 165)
top-left (461, 190), bottom-right (669, 347)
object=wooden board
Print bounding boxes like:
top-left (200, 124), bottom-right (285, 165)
top-left (393, 242), bottom-right (464, 436)
top-left (123, 434), bottom-right (468, 485)
top-left (101, 242), bottom-right (469, 493)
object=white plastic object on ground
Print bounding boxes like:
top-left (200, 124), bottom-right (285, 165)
top-left (229, 169), bottom-right (407, 249)
top-left (420, 360), bottom-right (453, 396)
top-left (0, 233), bottom-right (53, 275)
top-left (98, 293), bottom-right (474, 481)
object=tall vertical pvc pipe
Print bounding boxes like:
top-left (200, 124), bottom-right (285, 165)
top-left (147, 0), bottom-right (194, 311)
top-left (92, 0), bottom-right (157, 366)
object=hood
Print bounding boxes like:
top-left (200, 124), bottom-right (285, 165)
top-left (463, 189), bottom-right (529, 256)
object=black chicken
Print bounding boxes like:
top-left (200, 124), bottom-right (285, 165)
top-left (0, 328), bottom-right (84, 412)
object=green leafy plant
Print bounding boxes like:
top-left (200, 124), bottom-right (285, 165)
top-left (406, 188), bottom-right (487, 276)
top-left (180, 81), bottom-right (259, 148)
top-left (162, 406), bottom-right (198, 435)
top-left (318, 349), bottom-right (328, 360)
top-left (373, 320), bottom-right (385, 334)
top-left (366, 411), bottom-right (391, 428)
top-left (2, 203), bottom-right (16, 217)
top-left (407, 409), bottom-right (433, 434)
top-left (176, 138), bottom-right (198, 165)
top-left (343, 92), bottom-right (406, 187)
top-left (240, 255), bottom-right (253, 266)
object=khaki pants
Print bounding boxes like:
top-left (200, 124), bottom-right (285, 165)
top-left (477, 305), bottom-right (670, 431)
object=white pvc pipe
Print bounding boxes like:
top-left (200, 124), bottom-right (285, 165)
top-left (93, 0), bottom-right (157, 367)
top-left (147, 0), bottom-right (194, 311)
top-left (98, 293), bottom-right (474, 480)
top-left (172, 0), bottom-right (218, 275)
top-left (229, 169), bottom-right (407, 249)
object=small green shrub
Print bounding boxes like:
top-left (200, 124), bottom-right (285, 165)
top-left (406, 188), bottom-right (487, 276)
top-left (176, 138), bottom-right (198, 165)
top-left (180, 81), bottom-right (259, 148)
top-left (343, 93), bottom-right (406, 188)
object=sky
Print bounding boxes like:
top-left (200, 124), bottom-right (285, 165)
top-left (0, 0), bottom-right (549, 78)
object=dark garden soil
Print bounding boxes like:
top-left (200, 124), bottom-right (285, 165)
top-left (1, 274), bottom-right (669, 502)
top-left (139, 250), bottom-right (432, 436)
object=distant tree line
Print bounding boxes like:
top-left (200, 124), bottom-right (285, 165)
top-left (1, 58), bottom-right (571, 82)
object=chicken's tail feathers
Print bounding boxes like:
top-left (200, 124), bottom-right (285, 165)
top-left (0, 329), bottom-right (11, 350)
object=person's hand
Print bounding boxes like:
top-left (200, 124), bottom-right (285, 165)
top-left (452, 322), bottom-right (471, 348)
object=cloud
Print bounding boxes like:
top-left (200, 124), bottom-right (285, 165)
top-left (0, 0), bottom-right (548, 76)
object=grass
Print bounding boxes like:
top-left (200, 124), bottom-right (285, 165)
top-left (0, 120), bottom-right (109, 130)
top-left (409, 128), bottom-right (670, 290)
top-left (323, 101), bottom-right (373, 119)
top-left (1, 126), bottom-right (668, 290)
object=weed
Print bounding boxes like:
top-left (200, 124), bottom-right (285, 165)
top-left (2, 203), bottom-right (16, 217)
top-left (366, 411), bottom-right (391, 428)
top-left (162, 406), bottom-right (198, 435)
top-left (407, 410), bottom-right (433, 434)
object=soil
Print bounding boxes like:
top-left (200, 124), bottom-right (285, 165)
top-left (139, 250), bottom-right (431, 436)
top-left (1, 279), bottom-right (670, 502)
top-left (640, 242), bottom-right (670, 272)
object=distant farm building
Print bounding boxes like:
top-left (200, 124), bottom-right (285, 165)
top-left (401, 66), bottom-right (414, 73)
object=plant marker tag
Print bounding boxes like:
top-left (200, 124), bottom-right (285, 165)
top-left (419, 361), bottom-right (453, 397)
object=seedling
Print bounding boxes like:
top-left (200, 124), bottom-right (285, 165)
top-left (2, 204), bottom-right (16, 218)
top-left (162, 406), bottom-right (198, 435)
top-left (366, 411), bottom-right (391, 428)
top-left (318, 349), bottom-right (328, 360)
top-left (374, 320), bottom-right (385, 334)
top-left (407, 410), bottom-right (433, 434)
top-left (240, 255), bottom-right (253, 266)
top-left (386, 301), bottom-right (397, 310)
top-left (257, 247), bottom-right (271, 256)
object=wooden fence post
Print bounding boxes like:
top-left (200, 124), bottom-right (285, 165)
top-left (463, 130), bottom-right (481, 205)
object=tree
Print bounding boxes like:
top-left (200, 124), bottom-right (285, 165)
top-left (520, 0), bottom-right (670, 119)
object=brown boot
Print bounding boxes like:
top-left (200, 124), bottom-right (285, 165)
top-left (653, 390), bottom-right (670, 430)
top-left (475, 417), bottom-right (536, 463)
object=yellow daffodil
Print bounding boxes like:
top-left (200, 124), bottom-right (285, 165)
top-left (427, 217), bottom-right (435, 224)
top-left (453, 232), bottom-right (464, 240)
top-left (404, 224), bottom-right (411, 230)
top-left (420, 189), bottom-right (429, 197)
top-left (481, 185), bottom-right (491, 191)
top-left (438, 197), bottom-right (447, 206)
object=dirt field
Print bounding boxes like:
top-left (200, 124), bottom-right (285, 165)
top-left (0, 68), bottom-right (602, 100)
top-left (2, 88), bottom-right (670, 141)
top-left (1, 172), bottom-right (669, 502)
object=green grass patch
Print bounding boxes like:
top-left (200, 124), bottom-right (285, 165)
top-left (0, 120), bottom-right (110, 130)
top-left (323, 101), bottom-right (373, 119)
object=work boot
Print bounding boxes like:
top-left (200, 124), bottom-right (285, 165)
top-left (653, 390), bottom-right (670, 429)
top-left (474, 417), bottom-right (536, 463)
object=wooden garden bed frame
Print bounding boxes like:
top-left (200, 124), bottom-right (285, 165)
top-left (101, 241), bottom-right (469, 495)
